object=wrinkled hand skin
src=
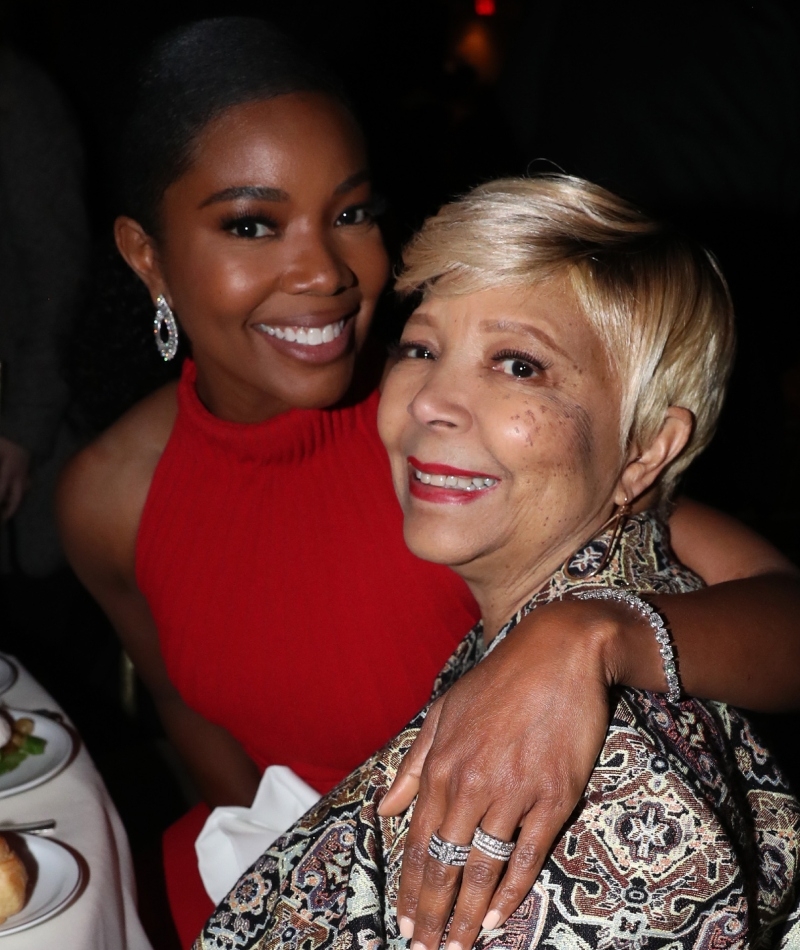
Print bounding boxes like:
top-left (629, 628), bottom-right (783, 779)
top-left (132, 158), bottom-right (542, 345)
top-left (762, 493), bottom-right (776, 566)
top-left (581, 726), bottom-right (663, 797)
top-left (0, 436), bottom-right (31, 521)
top-left (378, 598), bottom-right (618, 950)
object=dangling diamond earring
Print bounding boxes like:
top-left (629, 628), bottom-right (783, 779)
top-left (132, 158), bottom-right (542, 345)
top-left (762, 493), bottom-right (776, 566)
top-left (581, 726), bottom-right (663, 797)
top-left (154, 295), bottom-right (179, 361)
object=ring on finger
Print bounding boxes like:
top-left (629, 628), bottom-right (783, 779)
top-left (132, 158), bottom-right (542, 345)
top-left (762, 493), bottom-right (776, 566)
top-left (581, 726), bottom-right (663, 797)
top-left (428, 831), bottom-right (472, 867)
top-left (471, 826), bottom-right (515, 861)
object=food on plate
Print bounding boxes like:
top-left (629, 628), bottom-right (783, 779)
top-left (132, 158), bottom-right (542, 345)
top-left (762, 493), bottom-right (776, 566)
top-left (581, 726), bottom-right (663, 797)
top-left (0, 835), bottom-right (27, 923)
top-left (0, 715), bottom-right (10, 748)
top-left (0, 711), bottom-right (47, 775)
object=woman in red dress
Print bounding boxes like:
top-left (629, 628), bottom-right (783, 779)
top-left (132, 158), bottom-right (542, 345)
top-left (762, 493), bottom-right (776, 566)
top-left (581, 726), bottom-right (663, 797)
top-left (57, 18), bottom-right (800, 947)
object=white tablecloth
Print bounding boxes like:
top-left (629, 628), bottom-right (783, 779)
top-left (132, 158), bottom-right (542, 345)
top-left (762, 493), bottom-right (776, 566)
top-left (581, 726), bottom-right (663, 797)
top-left (0, 655), bottom-right (153, 949)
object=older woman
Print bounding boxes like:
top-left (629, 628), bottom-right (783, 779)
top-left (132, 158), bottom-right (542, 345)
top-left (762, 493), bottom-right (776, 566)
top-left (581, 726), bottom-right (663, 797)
top-left (195, 175), bottom-right (800, 950)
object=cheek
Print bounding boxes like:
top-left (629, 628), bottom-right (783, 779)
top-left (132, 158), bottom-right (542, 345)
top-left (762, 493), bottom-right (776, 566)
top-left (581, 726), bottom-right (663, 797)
top-left (500, 396), bottom-right (598, 483)
top-left (377, 376), bottom-right (407, 460)
top-left (357, 238), bottom-right (390, 297)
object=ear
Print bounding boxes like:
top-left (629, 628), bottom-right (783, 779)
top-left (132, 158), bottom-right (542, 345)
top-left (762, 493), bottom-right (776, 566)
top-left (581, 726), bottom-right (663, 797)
top-left (114, 216), bottom-right (167, 305)
top-left (614, 407), bottom-right (694, 505)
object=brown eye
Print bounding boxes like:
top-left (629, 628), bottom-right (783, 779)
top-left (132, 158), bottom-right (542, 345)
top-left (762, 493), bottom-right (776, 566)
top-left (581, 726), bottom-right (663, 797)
top-left (224, 216), bottom-right (275, 238)
top-left (499, 357), bottom-right (537, 378)
top-left (397, 342), bottom-right (436, 360)
top-left (336, 205), bottom-right (371, 226)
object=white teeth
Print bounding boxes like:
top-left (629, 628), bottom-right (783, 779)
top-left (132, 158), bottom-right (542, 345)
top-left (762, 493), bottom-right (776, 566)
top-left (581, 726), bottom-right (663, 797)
top-left (256, 318), bottom-right (346, 345)
top-left (411, 466), bottom-right (498, 492)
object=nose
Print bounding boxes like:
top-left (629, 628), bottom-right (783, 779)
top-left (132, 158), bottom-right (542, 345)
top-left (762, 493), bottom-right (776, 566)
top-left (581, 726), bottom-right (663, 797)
top-left (407, 360), bottom-right (473, 433)
top-left (279, 226), bottom-right (355, 296)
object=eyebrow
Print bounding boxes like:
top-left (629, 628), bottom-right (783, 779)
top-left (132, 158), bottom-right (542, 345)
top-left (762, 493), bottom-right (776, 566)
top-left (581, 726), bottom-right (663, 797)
top-left (198, 169), bottom-right (371, 209)
top-left (479, 319), bottom-right (572, 361)
top-left (408, 312), bottom-right (573, 361)
top-left (334, 169), bottom-right (371, 195)
top-left (199, 185), bottom-right (288, 208)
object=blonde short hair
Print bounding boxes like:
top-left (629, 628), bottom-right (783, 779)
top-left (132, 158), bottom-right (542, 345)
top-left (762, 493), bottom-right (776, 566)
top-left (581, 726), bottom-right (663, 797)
top-left (395, 175), bottom-right (736, 499)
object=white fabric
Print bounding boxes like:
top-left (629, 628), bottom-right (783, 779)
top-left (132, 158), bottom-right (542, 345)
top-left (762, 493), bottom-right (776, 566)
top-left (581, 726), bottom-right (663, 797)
top-left (0, 654), bottom-right (152, 950)
top-left (196, 765), bottom-right (321, 904)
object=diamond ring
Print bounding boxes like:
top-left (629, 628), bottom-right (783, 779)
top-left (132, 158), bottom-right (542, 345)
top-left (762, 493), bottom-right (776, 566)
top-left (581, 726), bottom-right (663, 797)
top-left (471, 826), bottom-right (515, 861)
top-left (428, 831), bottom-right (472, 866)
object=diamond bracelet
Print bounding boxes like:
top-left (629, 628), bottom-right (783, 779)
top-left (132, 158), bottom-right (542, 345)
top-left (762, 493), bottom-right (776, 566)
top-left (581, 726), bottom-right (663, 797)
top-left (573, 588), bottom-right (682, 703)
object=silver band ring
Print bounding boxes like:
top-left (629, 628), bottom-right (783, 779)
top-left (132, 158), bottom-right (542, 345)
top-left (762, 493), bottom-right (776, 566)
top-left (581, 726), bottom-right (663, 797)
top-left (428, 831), bottom-right (472, 867)
top-left (472, 826), bottom-right (515, 861)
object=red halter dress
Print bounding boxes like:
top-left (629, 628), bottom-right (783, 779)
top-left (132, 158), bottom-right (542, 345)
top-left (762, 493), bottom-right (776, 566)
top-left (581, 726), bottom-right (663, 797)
top-left (136, 360), bottom-right (479, 947)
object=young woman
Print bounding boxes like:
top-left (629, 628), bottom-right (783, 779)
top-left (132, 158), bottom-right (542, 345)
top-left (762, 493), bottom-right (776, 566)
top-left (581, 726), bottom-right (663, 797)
top-left (56, 17), bottom-right (800, 947)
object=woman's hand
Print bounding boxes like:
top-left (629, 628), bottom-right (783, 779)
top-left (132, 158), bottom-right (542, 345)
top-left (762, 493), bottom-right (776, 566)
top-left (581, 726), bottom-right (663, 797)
top-left (378, 598), bottom-right (634, 950)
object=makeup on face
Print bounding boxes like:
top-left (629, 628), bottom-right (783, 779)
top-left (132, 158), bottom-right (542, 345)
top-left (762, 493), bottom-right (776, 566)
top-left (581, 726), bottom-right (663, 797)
top-left (378, 280), bottom-right (625, 610)
top-left (154, 93), bottom-right (390, 423)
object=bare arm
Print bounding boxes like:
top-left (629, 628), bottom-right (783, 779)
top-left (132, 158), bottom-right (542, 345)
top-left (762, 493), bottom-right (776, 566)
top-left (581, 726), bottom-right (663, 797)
top-left (56, 393), bottom-right (260, 808)
top-left (382, 501), bottom-right (800, 948)
top-left (612, 497), bottom-right (800, 709)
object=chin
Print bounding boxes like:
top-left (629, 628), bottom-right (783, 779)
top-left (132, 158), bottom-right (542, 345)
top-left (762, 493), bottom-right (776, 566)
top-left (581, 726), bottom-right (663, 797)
top-left (402, 520), bottom-right (480, 568)
top-left (286, 362), bottom-right (356, 410)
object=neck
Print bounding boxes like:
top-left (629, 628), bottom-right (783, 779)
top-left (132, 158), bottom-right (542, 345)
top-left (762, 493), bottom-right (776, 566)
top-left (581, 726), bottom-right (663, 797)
top-left (462, 505), bottom-right (620, 643)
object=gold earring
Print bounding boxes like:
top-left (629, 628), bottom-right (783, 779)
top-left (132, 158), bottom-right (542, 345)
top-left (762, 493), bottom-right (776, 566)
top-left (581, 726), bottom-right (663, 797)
top-left (565, 499), bottom-right (630, 579)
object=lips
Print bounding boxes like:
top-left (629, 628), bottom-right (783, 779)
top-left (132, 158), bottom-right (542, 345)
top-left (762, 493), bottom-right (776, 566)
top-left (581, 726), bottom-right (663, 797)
top-left (407, 456), bottom-right (499, 503)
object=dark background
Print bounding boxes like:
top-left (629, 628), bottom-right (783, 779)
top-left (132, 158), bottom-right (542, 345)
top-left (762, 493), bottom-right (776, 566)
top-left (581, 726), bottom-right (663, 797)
top-left (3, 0), bottom-right (798, 522)
top-left (0, 2), bottom-right (798, 946)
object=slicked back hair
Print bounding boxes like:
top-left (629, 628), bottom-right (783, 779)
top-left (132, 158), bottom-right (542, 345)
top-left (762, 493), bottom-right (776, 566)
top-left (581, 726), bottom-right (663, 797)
top-left (116, 16), bottom-right (350, 236)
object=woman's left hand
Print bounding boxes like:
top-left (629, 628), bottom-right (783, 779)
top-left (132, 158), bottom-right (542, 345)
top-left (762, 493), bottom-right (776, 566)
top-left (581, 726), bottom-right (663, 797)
top-left (378, 598), bottom-right (635, 950)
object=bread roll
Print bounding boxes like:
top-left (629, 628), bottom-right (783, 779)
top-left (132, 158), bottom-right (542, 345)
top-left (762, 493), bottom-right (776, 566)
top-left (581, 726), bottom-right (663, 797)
top-left (0, 836), bottom-right (27, 923)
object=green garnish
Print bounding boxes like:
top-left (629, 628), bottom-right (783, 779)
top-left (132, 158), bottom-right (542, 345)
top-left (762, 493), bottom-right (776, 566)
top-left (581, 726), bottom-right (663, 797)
top-left (0, 724), bottom-right (47, 775)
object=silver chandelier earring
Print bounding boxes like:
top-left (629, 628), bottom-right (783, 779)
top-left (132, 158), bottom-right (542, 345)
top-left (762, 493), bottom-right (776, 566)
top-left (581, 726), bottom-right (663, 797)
top-left (154, 295), bottom-right (179, 361)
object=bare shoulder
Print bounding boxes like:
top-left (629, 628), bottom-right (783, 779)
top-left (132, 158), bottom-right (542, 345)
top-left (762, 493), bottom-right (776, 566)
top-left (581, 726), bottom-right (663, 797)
top-left (57, 382), bottom-right (179, 581)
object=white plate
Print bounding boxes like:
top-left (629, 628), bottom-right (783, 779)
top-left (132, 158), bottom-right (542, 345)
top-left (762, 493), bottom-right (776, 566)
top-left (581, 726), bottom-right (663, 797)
top-left (0, 835), bottom-right (82, 935)
top-left (0, 710), bottom-right (73, 799)
top-left (0, 658), bottom-right (16, 698)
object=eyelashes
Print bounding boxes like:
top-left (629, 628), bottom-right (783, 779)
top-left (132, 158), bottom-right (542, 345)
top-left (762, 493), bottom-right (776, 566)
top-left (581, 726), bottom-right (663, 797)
top-left (388, 340), bottom-right (435, 361)
top-left (220, 214), bottom-right (278, 239)
top-left (492, 348), bottom-right (551, 379)
top-left (389, 341), bottom-right (552, 380)
top-left (220, 194), bottom-right (387, 238)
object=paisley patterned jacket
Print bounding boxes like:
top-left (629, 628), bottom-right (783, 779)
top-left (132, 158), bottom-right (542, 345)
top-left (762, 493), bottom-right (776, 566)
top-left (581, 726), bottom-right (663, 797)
top-left (195, 512), bottom-right (800, 950)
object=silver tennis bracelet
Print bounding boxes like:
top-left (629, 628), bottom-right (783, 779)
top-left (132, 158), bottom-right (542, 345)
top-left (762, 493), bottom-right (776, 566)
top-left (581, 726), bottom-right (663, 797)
top-left (573, 588), bottom-right (682, 703)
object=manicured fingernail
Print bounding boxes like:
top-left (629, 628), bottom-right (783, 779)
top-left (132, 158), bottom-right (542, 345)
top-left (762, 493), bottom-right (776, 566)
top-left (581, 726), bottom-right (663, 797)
top-left (411, 942), bottom-right (426, 950)
top-left (399, 917), bottom-right (414, 939)
top-left (482, 909), bottom-right (502, 931)
top-left (445, 942), bottom-right (463, 950)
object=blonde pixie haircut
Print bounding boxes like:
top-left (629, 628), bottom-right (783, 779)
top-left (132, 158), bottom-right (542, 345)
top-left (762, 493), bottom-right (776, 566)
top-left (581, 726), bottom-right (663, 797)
top-left (395, 175), bottom-right (736, 500)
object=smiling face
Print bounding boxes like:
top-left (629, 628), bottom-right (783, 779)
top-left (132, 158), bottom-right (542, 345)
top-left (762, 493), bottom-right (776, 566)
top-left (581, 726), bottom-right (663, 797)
top-left (118, 92), bottom-right (389, 422)
top-left (378, 278), bottom-right (631, 626)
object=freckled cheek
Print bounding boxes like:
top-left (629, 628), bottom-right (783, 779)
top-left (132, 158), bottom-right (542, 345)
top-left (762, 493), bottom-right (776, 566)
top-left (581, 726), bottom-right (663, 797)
top-left (496, 406), bottom-right (568, 458)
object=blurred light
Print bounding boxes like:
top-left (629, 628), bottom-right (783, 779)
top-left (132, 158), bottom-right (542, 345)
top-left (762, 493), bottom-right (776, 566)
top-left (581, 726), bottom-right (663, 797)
top-left (475, 0), bottom-right (496, 15)
top-left (453, 20), bottom-right (500, 82)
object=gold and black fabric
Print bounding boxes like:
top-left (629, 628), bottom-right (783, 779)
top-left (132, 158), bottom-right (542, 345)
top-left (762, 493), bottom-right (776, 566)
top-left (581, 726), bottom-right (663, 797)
top-left (195, 513), bottom-right (800, 949)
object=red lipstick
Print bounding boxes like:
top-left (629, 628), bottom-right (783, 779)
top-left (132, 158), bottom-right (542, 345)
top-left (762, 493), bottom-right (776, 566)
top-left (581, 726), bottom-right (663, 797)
top-left (408, 457), bottom-right (497, 480)
top-left (406, 456), bottom-right (499, 505)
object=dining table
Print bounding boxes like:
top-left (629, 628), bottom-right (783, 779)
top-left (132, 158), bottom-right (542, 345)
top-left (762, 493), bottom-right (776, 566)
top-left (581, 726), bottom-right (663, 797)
top-left (0, 653), bottom-right (153, 949)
